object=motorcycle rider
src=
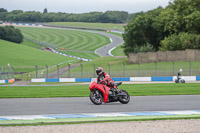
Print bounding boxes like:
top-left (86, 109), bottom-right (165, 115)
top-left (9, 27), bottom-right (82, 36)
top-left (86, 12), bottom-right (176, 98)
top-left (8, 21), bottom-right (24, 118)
top-left (96, 67), bottom-right (117, 95)
top-left (96, 67), bottom-right (114, 87)
top-left (177, 72), bottom-right (181, 81)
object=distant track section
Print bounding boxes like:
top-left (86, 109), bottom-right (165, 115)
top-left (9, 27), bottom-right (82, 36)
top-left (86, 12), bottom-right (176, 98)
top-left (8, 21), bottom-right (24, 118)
top-left (2, 23), bottom-right (124, 58)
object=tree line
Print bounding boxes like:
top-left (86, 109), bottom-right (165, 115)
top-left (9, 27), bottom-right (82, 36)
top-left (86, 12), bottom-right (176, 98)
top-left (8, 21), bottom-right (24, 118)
top-left (0, 8), bottom-right (129, 23)
top-left (123, 0), bottom-right (200, 55)
top-left (0, 26), bottom-right (23, 43)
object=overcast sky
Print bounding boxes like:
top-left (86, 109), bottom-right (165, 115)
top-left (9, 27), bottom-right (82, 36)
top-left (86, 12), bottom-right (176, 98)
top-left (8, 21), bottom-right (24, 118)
top-left (1, 0), bottom-right (171, 13)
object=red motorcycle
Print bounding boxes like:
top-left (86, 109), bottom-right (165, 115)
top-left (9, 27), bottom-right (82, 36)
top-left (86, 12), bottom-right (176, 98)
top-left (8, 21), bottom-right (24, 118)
top-left (89, 79), bottom-right (130, 105)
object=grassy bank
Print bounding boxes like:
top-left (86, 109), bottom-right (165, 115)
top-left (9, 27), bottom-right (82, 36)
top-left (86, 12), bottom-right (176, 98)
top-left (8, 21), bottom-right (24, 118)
top-left (18, 27), bottom-right (110, 59)
top-left (0, 83), bottom-right (200, 98)
top-left (46, 22), bottom-right (125, 31)
top-left (0, 39), bottom-right (77, 72)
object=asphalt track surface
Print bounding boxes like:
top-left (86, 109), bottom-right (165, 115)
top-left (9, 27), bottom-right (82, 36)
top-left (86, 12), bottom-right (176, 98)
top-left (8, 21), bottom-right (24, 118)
top-left (93, 31), bottom-right (124, 56)
top-left (0, 95), bottom-right (200, 116)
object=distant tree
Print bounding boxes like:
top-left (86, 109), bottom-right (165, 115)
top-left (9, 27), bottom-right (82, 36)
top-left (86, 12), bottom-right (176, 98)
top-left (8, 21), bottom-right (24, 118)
top-left (1, 8), bottom-right (129, 23)
top-left (43, 8), bottom-right (48, 14)
top-left (100, 11), bottom-right (128, 23)
top-left (0, 26), bottom-right (23, 43)
top-left (11, 10), bottom-right (23, 14)
top-left (123, 0), bottom-right (200, 56)
top-left (123, 7), bottom-right (164, 55)
top-left (0, 8), bottom-right (8, 21)
top-left (161, 0), bottom-right (200, 34)
top-left (159, 32), bottom-right (200, 51)
top-left (0, 8), bottom-right (7, 12)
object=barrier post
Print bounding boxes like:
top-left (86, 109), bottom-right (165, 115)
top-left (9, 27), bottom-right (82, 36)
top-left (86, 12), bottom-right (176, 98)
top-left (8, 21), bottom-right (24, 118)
top-left (107, 63), bottom-right (110, 75)
top-left (80, 64), bottom-right (83, 78)
top-left (35, 65), bottom-right (38, 78)
top-left (123, 63), bottom-right (125, 77)
top-left (7, 64), bottom-right (10, 79)
top-left (11, 66), bottom-right (14, 79)
top-left (0, 66), bottom-right (1, 80)
top-left (68, 63), bottom-right (71, 78)
top-left (155, 62), bottom-right (157, 76)
top-left (3, 66), bottom-right (5, 79)
top-left (138, 63), bottom-right (140, 77)
top-left (57, 64), bottom-right (59, 78)
top-left (189, 61), bottom-right (192, 76)
top-left (93, 64), bottom-right (96, 78)
top-left (46, 65), bottom-right (48, 78)
top-left (172, 61), bottom-right (174, 76)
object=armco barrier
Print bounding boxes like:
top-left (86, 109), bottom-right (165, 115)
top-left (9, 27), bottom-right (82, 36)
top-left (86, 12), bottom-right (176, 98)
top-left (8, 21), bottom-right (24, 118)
top-left (197, 76), bottom-right (200, 81)
top-left (130, 77), bottom-right (151, 82)
top-left (0, 79), bottom-right (15, 84)
top-left (75, 78), bottom-right (92, 82)
top-left (31, 76), bottom-right (200, 83)
top-left (152, 77), bottom-right (173, 81)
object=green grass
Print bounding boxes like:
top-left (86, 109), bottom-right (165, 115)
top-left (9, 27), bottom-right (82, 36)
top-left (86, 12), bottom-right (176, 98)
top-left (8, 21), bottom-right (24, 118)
top-left (0, 39), bottom-right (77, 72)
top-left (64, 56), bottom-right (200, 77)
top-left (111, 44), bottom-right (126, 56)
top-left (19, 24), bottom-right (125, 58)
top-left (18, 27), bottom-right (110, 53)
top-left (46, 22), bottom-right (125, 32)
top-left (21, 39), bottom-right (42, 48)
top-left (0, 83), bottom-right (200, 98)
top-left (63, 51), bottom-right (100, 60)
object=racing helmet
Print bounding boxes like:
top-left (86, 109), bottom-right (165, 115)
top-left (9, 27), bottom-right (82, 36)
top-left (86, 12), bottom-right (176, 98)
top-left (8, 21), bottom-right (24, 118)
top-left (96, 67), bottom-right (103, 75)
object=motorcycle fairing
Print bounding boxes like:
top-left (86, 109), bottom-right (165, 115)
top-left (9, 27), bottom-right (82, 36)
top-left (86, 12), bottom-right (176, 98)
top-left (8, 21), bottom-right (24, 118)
top-left (89, 80), bottom-right (110, 103)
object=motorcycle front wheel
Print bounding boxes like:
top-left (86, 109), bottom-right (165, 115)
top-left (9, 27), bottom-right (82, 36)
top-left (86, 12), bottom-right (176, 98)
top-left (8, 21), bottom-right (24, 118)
top-left (90, 89), bottom-right (103, 105)
top-left (118, 90), bottom-right (130, 104)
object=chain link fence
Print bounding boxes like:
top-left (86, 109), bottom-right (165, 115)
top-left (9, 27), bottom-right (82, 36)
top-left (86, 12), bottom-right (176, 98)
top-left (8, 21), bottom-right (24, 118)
top-left (1, 61), bottom-right (200, 80)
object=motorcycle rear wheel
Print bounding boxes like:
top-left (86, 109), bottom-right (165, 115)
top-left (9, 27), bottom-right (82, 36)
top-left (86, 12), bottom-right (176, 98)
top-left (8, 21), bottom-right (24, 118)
top-left (90, 89), bottom-right (103, 105)
top-left (181, 80), bottom-right (185, 83)
top-left (118, 90), bottom-right (130, 104)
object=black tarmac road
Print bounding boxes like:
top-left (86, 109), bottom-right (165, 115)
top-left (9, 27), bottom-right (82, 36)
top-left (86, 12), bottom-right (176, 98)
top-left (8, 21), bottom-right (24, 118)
top-left (93, 31), bottom-right (124, 57)
top-left (0, 95), bottom-right (200, 116)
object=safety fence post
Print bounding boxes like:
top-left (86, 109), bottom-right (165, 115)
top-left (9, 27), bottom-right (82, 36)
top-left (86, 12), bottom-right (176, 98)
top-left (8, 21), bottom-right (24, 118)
top-left (80, 64), bottom-right (83, 78)
top-left (35, 65), bottom-right (38, 78)
top-left (155, 62), bottom-right (157, 76)
top-left (11, 66), bottom-right (14, 79)
top-left (2, 67), bottom-right (5, 79)
top-left (107, 63), bottom-right (110, 75)
top-left (93, 64), bottom-right (96, 78)
top-left (7, 64), bottom-right (10, 79)
top-left (189, 61), bottom-right (192, 76)
top-left (68, 63), bottom-right (71, 78)
top-left (57, 64), bottom-right (59, 78)
top-left (0, 66), bottom-right (2, 80)
top-left (123, 63), bottom-right (126, 77)
top-left (138, 63), bottom-right (140, 77)
top-left (46, 65), bottom-right (48, 78)
top-left (172, 61), bottom-right (175, 76)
